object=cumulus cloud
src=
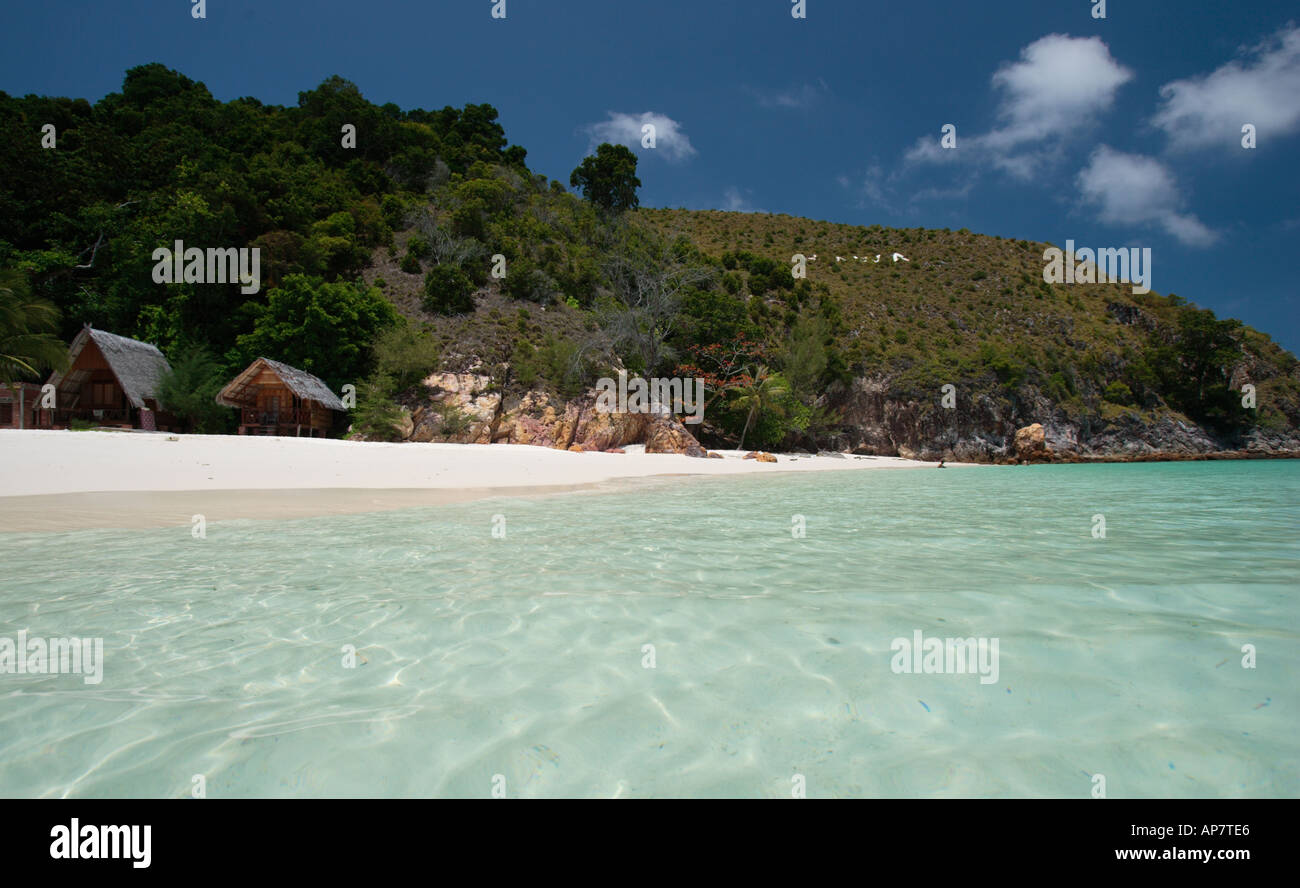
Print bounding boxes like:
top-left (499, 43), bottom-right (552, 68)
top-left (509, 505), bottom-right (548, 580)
top-left (1153, 23), bottom-right (1300, 151)
top-left (1075, 146), bottom-right (1217, 246)
top-left (583, 111), bottom-right (696, 163)
top-left (986, 34), bottom-right (1134, 148)
top-left (906, 34), bottom-right (1133, 179)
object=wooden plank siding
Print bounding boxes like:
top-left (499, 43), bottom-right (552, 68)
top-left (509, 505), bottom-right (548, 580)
top-left (36, 336), bottom-right (179, 431)
top-left (236, 381), bottom-right (334, 436)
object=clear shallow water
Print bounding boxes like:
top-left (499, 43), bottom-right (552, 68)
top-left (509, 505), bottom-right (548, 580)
top-left (1, 461), bottom-right (1296, 798)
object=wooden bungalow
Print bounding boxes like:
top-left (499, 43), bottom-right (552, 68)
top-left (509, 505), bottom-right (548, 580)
top-left (38, 326), bottom-right (177, 431)
top-left (216, 358), bottom-right (346, 437)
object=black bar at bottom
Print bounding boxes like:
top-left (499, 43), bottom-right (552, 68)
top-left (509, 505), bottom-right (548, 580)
top-left (0, 800), bottom-right (1286, 875)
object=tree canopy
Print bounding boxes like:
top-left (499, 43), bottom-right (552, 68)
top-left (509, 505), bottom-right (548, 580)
top-left (569, 143), bottom-right (641, 213)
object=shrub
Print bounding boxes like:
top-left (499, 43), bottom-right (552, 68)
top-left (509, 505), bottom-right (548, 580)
top-left (405, 235), bottom-right (429, 259)
top-left (434, 403), bottom-right (473, 437)
top-left (372, 324), bottom-right (440, 392)
top-left (422, 265), bottom-right (476, 315)
top-left (1104, 381), bottom-right (1134, 405)
top-left (157, 343), bottom-right (230, 433)
top-left (350, 375), bottom-right (406, 441)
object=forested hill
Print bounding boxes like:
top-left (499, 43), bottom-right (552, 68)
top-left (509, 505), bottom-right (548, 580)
top-left (2, 64), bottom-right (1297, 457)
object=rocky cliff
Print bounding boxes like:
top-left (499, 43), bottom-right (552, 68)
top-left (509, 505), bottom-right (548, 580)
top-left (367, 368), bottom-right (1300, 463)
top-left (823, 373), bottom-right (1300, 462)
top-left (379, 371), bottom-right (709, 457)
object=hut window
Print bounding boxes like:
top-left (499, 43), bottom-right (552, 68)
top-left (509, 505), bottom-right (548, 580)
top-left (0, 403), bottom-right (11, 426)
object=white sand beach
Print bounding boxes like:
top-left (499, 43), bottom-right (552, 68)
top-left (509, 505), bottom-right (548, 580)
top-left (0, 430), bottom-right (958, 529)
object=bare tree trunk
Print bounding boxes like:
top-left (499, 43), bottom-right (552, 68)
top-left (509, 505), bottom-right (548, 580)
top-left (739, 408), bottom-right (755, 451)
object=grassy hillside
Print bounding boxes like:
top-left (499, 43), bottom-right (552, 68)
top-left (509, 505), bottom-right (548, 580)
top-left (2, 64), bottom-right (1295, 453)
top-left (641, 208), bottom-right (1299, 432)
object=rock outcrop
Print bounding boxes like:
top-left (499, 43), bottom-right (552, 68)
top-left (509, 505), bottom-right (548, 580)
top-left (1013, 423), bottom-right (1049, 461)
top-left (409, 372), bottom-right (500, 444)
top-left (394, 381), bottom-right (707, 457)
top-left (645, 417), bottom-right (707, 457)
top-left (493, 390), bottom-right (571, 447)
top-left (383, 366), bottom-right (1297, 464)
top-left (494, 390), bottom-right (654, 450)
top-left (824, 371), bottom-right (1300, 462)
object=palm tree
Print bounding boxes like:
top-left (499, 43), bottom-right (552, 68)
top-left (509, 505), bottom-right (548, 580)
top-left (733, 366), bottom-right (790, 451)
top-left (0, 270), bottom-right (68, 381)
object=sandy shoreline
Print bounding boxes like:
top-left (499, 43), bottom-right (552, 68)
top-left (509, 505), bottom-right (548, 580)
top-left (0, 430), bottom-right (958, 530)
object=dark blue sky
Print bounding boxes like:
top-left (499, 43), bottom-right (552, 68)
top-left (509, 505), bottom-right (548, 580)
top-left (2, 1), bottom-right (1298, 351)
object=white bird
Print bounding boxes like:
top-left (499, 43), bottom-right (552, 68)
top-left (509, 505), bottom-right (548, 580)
top-left (873, 255), bottom-right (881, 263)
top-left (852, 255), bottom-right (859, 260)
top-left (836, 256), bottom-right (844, 262)
top-left (809, 254), bottom-right (817, 261)
top-left (892, 252), bottom-right (909, 262)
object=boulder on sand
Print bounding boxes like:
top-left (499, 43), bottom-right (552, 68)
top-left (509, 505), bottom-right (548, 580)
top-left (644, 417), bottom-right (706, 457)
top-left (1013, 423), bottom-right (1050, 461)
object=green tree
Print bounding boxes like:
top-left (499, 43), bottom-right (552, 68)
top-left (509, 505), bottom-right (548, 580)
top-left (1103, 381), bottom-right (1134, 406)
top-left (676, 288), bottom-right (752, 351)
top-left (350, 374), bottom-right (405, 441)
top-left (781, 312), bottom-right (831, 400)
top-left (234, 274), bottom-right (398, 392)
top-left (371, 322), bottom-right (440, 392)
top-left (732, 368), bottom-right (790, 451)
top-left (157, 343), bottom-right (229, 433)
top-left (1173, 308), bottom-right (1244, 423)
top-left (570, 143), bottom-right (641, 213)
top-left (422, 265), bottom-right (476, 315)
top-left (0, 270), bottom-right (68, 380)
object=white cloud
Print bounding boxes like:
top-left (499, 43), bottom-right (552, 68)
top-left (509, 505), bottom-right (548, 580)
top-left (583, 111), bottom-right (697, 163)
top-left (906, 34), bottom-right (1133, 179)
top-left (838, 164), bottom-right (896, 211)
top-left (1153, 24), bottom-right (1300, 151)
top-left (749, 80), bottom-right (828, 109)
top-left (720, 187), bottom-right (764, 213)
top-left (986, 34), bottom-right (1134, 149)
top-left (1075, 146), bottom-right (1217, 246)
top-left (909, 181), bottom-right (975, 203)
top-left (859, 164), bottom-right (891, 208)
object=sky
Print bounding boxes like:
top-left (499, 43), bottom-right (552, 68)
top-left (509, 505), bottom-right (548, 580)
top-left (2, 0), bottom-right (1298, 352)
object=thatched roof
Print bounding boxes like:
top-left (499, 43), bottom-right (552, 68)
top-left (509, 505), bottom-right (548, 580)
top-left (215, 358), bottom-right (346, 411)
top-left (46, 326), bottom-right (172, 410)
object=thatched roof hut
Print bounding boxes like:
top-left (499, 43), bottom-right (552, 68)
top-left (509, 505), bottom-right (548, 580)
top-left (46, 326), bottom-right (172, 411)
top-left (37, 325), bottom-right (177, 430)
top-left (216, 357), bottom-right (345, 436)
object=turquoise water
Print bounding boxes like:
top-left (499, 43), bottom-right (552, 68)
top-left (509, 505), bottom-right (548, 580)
top-left (1, 461), bottom-right (1296, 798)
